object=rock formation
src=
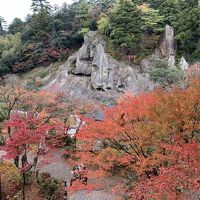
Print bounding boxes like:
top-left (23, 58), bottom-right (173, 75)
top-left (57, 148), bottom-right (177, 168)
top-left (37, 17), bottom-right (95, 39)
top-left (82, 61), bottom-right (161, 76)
top-left (179, 57), bottom-right (189, 71)
top-left (155, 25), bottom-right (176, 66)
top-left (47, 31), bottom-right (155, 101)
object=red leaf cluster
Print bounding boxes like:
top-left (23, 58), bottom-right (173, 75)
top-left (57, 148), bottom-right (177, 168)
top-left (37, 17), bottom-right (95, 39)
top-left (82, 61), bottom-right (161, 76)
top-left (75, 79), bottom-right (200, 199)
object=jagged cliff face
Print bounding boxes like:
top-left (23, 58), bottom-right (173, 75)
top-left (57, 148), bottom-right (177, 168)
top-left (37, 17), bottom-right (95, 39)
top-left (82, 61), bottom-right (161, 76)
top-left (47, 31), bottom-right (155, 101)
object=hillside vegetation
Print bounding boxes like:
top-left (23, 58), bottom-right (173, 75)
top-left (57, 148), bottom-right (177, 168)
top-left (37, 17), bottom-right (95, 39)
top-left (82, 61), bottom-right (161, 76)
top-left (0, 63), bottom-right (199, 200)
top-left (0, 1), bottom-right (200, 200)
top-left (0, 0), bottom-right (200, 76)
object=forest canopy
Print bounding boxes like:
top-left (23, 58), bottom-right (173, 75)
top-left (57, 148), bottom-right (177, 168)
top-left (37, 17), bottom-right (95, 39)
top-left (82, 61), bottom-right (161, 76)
top-left (0, 0), bottom-right (200, 75)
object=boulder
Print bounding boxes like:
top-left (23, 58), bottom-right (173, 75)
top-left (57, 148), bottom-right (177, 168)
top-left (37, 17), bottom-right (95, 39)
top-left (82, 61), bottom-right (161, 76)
top-left (179, 57), bottom-right (189, 71)
top-left (140, 57), bottom-right (153, 73)
top-left (155, 25), bottom-right (176, 66)
top-left (88, 109), bottom-right (104, 121)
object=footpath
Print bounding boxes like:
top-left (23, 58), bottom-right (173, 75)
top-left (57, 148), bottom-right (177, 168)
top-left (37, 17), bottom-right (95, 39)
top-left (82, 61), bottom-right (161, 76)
top-left (39, 150), bottom-right (122, 200)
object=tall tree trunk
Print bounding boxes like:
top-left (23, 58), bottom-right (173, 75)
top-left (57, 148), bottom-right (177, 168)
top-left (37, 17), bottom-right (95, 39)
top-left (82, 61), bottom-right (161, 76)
top-left (21, 153), bottom-right (28, 167)
top-left (33, 156), bottom-right (38, 173)
top-left (7, 126), bottom-right (11, 138)
top-left (22, 173), bottom-right (26, 200)
top-left (14, 156), bottom-right (19, 168)
top-left (0, 172), bottom-right (2, 200)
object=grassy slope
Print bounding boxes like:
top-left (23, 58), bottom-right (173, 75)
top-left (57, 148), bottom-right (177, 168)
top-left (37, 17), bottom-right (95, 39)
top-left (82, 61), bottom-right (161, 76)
top-left (18, 61), bottom-right (65, 89)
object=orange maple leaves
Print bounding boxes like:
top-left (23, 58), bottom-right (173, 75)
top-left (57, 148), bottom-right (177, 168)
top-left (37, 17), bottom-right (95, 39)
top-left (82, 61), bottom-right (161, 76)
top-left (75, 79), bottom-right (200, 199)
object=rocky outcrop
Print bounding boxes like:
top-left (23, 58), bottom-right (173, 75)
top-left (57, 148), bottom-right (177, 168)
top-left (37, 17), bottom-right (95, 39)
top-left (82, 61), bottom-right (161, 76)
top-left (155, 25), bottom-right (176, 66)
top-left (179, 57), bottom-right (189, 71)
top-left (47, 31), bottom-right (155, 101)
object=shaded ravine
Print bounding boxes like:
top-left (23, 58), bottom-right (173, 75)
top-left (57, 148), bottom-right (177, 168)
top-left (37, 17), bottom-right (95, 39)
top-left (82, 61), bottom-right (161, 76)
top-left (38, 150), bottom-right (121, 200)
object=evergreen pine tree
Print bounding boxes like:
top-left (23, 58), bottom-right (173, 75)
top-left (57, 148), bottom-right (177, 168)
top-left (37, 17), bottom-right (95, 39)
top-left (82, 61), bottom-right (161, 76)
top-left (0, 16), bottom-right (6, 35)
top-left (8, 18), bottom-right (25, 34)
top-left (71, 0), bottom-right (91, 32)
top-left (109, 0), bottom-right (142, 54)
top-left (138, 3), bottom-right (164, 35)
top-left (174, 0), bottom-right (200, 54)
top-left (159, 0), bottom-right (180, 26)
top-left (30, 8), bottom-right (52, 40)
top-left (31, 0), bottom-right (52, 13)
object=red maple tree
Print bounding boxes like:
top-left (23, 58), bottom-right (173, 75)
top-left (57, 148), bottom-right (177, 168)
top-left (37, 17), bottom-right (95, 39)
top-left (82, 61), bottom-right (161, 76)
top-left (75, 79), bottom-right (200, 199)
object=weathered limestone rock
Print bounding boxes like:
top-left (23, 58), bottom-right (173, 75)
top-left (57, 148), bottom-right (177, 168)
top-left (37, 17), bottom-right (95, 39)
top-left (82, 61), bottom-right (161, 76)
top-left (155, 25), bottom-right (176, 66)
top-left (71, 31), bottom-right (154, 93)
top-left (46, 31), bottom-right (155, 101)
top-left (71, 42), bottom-right (92, 75)
top-left (179, 57), bottom-right (189, 71)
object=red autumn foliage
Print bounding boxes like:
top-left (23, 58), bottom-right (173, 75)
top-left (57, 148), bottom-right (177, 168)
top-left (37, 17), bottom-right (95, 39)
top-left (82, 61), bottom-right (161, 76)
top-left (132, 142), bottom-right (200, 199)
top-left (75, 79), bottom-right (200, 199)
top-left (3, 90), bottom-right (66, 167)
top-left (186, 62), bottom-right (200, 80)
top-left (4, 113), bottom-right (54, 159)
top-left (12, 47), bottom-right (70, 73)
top-left (1, 78), bottom-right (199, 199)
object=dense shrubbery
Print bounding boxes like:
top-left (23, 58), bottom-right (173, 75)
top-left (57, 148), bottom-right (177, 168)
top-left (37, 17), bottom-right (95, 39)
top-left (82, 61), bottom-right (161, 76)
top-left (0, 33), bottom-right (22, 74)
top-left (0, 161), bottom-right (21, 199)
top-left (148, 57), bottom-right (184, 86)
top-left (186, 62), bottom-right (200, 79)
top-left (37, 172), bottom-right (59, 200)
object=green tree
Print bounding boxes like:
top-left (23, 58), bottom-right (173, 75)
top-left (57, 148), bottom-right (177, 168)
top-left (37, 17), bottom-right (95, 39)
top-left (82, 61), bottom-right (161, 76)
top-left (138, 3), bottom-right (164, 35)
top-left (53, 3), bottom-right (76, 32)
top-left (54, 0), bottom-right (93, 33)
top-left (135, 0), bottom-right (166, 8)
top-left (175, 2), bottom-right (200, 54)
top-left (181, 0), bottom-right (198, 8)
top-left (97, 0), bottom-right (116, 13)
top-left (0, 33), bottom-right (22, 75)
top-left (144, 0), bottom-right (165, 8)
top-left (109, 0), bottom-right (142, 54)
top-left (8, 18), bottom-right (25, 34)
top-left (30, 8), bottom-right (52, 41)
top-left (72, 0), bottom-right (91, 32)
top-left (148, 57), bottom-right (184, 87)
top-left (0, 16), bottom-right (6, 35)
top-left (159, 0), bottom-right (181, 26)
top-left (97, 13), bottom-right (111, 35)
top-left (31, 0), bottom-right (52, 13)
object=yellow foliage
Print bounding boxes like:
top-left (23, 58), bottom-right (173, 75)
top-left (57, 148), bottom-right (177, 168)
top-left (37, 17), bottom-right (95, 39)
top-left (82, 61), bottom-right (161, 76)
top-left (0, 161), bottom-right (21, 197)
top-left (137, 3), bottom-right (150, 13)
top-left (67, 115), bottom-right (77, 127)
